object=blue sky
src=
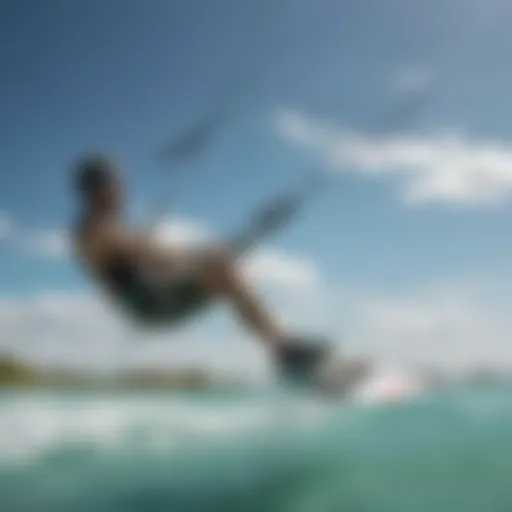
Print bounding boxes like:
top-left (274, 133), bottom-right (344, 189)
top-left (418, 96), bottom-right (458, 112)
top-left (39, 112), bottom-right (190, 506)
top-left (3, 0), bottom-right (512, 375)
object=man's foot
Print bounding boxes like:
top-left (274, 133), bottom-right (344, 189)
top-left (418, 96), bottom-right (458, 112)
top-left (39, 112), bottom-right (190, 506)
top-left (274, 336), bottom-right (331, 384)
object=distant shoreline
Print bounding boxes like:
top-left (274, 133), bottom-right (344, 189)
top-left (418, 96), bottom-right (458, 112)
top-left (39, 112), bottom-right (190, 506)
top-left (1, 354), bottom-right (508, 393)
top-left (0, 356), bottom-right (234, 391)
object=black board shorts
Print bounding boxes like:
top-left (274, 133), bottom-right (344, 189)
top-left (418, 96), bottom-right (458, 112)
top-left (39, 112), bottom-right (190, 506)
top-left (123, 274), bottom-right (211, 326)
top-left (117, 245), bottom-right (214, 326)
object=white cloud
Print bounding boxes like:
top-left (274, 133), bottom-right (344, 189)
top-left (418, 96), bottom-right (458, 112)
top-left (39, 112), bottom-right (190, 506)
top-left (0, 217), bottom-right (324, 374)
top-left (152, 217), bottom-right (212, 248)
top-left (19, 216), bottom-right (320, 293)
top-left (23, 230), bottom-right (70, 259)
top-left (0, 216), bottom-right (325, 375)
top-left (391, 65), bottom-right (435, 96)
top-left (275, 108), bottom-right (512, 205)
top-left (0, 212), bottom-right (14, 240)
top-left (4, 261), bottom-right (512, 378)
top-left (0, 291), bottom-right (272, 379)
top-left (0, 213), bottom-right (69, 257)
top-left (4, 280), bottom-right (512, 377)
top-left (18, 217), bottom-right (211, 261)
top-left (242, 248), bottom-right (320, 291)
top-left (350, 282), bottom-right (512, 372)
top-left (153, 217), bottom-right (321, 293)
top-left (0, 293), bottom-right (118, 370)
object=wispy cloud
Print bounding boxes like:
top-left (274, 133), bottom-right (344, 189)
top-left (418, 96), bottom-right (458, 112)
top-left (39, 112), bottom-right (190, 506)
top-left (390, 65), bottom-right (435, 96)
top-left (350, 282), bottom-right (512, 371)
top-left (0, 292), bottom-right (126, 370)
top-left (0, 214), bottom-right (325, 373)
top-left (152, 217), bottom-right (212, 248)
top-left (0, 212), bottom-right (71, 259)
top-left (152, 216), bottom-right (321, 293)
top-left (22, 229), bottom-right (71, 259)
top-left (0, 290), bottom-right (269, 379)
top-left (0, 212), bottom-right (14, 240)
top-left (3, 279), bottom-right (512, 376)
top-left (275, 108), bottom-right (512, 205)
top-left (14, 215), bottom-right (320, 293)
top-left (243, 248), bottom-right (320, 292)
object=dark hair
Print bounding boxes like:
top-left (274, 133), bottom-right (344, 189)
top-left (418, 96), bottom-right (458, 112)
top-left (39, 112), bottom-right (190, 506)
top-left (73, 154), bottom-right (118, 198)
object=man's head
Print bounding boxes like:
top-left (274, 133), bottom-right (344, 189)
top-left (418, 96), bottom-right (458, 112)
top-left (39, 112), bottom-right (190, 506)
top-left (74, 154), bottom-right (122, 211)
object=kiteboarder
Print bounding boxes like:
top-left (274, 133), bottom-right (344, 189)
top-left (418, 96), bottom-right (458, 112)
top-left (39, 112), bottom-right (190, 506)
top-left (71, 154), bottom-right (330, 381)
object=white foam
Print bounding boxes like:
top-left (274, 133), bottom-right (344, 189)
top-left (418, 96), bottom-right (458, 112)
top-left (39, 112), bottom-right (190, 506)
top-left (0, 393), bottom-right (335, 465)
top-left (349, 368), bottom-right (425, 405)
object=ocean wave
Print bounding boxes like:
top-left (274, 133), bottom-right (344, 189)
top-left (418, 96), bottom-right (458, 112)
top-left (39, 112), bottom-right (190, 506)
top-left (0, 391), bottom-right (337, 464)
top-left (1, 386), bottom-right (512, 512)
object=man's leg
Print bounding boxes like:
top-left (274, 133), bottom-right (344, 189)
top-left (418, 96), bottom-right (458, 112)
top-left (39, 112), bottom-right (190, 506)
top-left (167, 246), bottom-right (330, 382)
top-left (199, 249), bottom-right (284, 349)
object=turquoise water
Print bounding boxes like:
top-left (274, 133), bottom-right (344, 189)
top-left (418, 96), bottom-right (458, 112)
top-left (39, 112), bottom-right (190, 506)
top-left (0, 384), bottom-right (511, 512)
